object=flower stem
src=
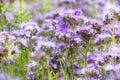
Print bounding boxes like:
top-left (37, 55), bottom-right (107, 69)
top-left (29, 37), bottom-right (32, 52)
top-left (111, 27), bottom-right (116, 45)
top-left (19, 0), bottom-right (23, 22)
top-left (19, 0), bottom-right (22, 12)
top-left (66, 43), bottom-right (68, 59)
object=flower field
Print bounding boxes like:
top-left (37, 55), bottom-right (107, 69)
top-left (0, 0), bottom-right (120, 80)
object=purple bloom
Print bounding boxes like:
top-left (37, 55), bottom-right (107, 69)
top-left (27, 72), bottom-right (36, 80)
top-left (50, 62), bottom-right (57, 69)
top-left (19, 22), bottom-right (39, 38)
top-left (87, 53), bottom-right (96, 64)
top-left (80, 63), bottom-right (101, 78)
top-left (0, 72), bottom-right (19, 80)
top-left (56, 16), bottom-right (71, 32)
top-left (5, 11), bottom-right (14, 21)
top-left (71, 33), bottom-right (82, 44)
top-left (50, 55), bottom-right (61, 69)
top-left (0, 72), bottom-right (6, 80)
top-left (31, 14), bottom-right (41, 23)
top-left (27, 60), bottom-right (37, 70)
top-left (74, 67), bottom-right (81, 74)
top-left (115, 29), bottom-right (120, 38)
top-left (104, 64), bottom-right (114, 72)
top-left (44, 8), bottom-right (64, 19)
top-left (59, 9), bottom-right (84, 21)
top-left (94, 32), bottom-right (112, 45)
top-left (79, 25), bottom-right (95, 34)
top-left (59, 0), bottom-right (76, 3)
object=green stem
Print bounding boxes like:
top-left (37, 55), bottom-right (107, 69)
top-left (84, 44), bottom-right (89, 67)
top-left (66, 43), bottom-right (68, 60)
top-left (1, 16), bottom-right (4, 31)
top-left (47, 56), bottom-right (52, 80)
top-left (7, 39), bottom-right (12, 57)
top-left (0, 3), bottom-right (4, 31)
top-left (70, 54), bottom-right (74, 80)
top-left (111, 27), bottom-right (116, 44)
top-left (29, 37), bottom-right (33, 52)
top-left (93, 0), bottom-right (97, 17)
top-left (110, 0), bottom-right (114, 4)
top-left (19, 0), bottom-right (23, 22)
top-left (84, 52), bottom-right (87, 67)
top-left (19, 0), bottom-right (22, 12)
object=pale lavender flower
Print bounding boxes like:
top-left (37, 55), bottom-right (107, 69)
top-left (74, 67), bottom-right (81, 74)
top-left (80, 63), bottom-right (101, 78)
top-left (104, 64), bottom-right (114, 71)
top-left (94, 32), bottom-right (112, 45)
top-left (42, 19), bottom-right (58, 31)
top-left (87, 52), bottom-right (96, 64)
top-left (71, 34), bottom-right (82, 44)
top-left (27, 60), bottom-right (37, 70)
top-left (50, 62), bottom-right (58, 69)
top-left (0, 31), bottom-right (9, 45)
top-left (44, 8), bottom-right (63, 19)
top-left (0, 72), bottom-right (6, 80)
top-left (19, 22), bottom-right (39, 38)
top-left (59, 9), bottom-right (84, 21)
top-left (27, 72), bottom-right (36, 80)
top-left (31, 14), bottom-right (41, 23)
top-left (0, 46), bottom-right (8, 55)
top-left (115, 29), bottom-right (120, 38)
top-left (0, 72), bottom-right (20, 80)
top-left (78, 25), bottom-right (95, 34)
top-left (50, 55), bottom-right (61, 69)
top-left (59, 0), bottom-right (76, 3)
top-left (5, 11), bottom-right (14, 21)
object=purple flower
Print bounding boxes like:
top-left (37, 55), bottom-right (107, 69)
top-left (74, 67), bottom-right (81, 74)
top-left (44, 8), bottom-right (64, 19)
top-left (59, 9), bottom-right (84, 21)
top-left (0, 72), bottom-right (6, 80)
top-left (27, 72), bottom-right (36, 80)
top-left (0, 31), bottom-right (9, 44)
top-left (50, 55), bottom-right (61, 69)
top-left (94, 32), bottom-right (111, 45)
top-left (43, 19), bottom-right (58, 31)
top-left (50, 62), bottom-right (58, 69)
top-left (27, 60), bottom-right (37, 70)
top-left (19, 22), bottom-right (39, 38)
top-left (104, 64), bottom-right (114, 71)
top-left (80, 63), bottom-right (101, 78)
top-left (87, 53), bottom-right (96, 64)
top-left (5, 11), bottom-right (14, 21)
top-left (56, 16), bottom-right (71, 32)
top-left (115, 29), bottom-right (120, 38)
top-left (79, 25), bottom-right (95, 34)
top-left (31, 14), bottom-right (41, 23)
top-left (0, 72), bottom-right (19, 80)
top-left (71, 33), bottom-right (82, 44)
top-left (59, 0), bottom-right (76, 3)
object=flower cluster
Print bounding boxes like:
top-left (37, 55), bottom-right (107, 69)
top-left (1, 0), bottom-right (120, 80)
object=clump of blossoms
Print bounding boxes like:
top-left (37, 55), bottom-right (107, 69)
top-left (42, 4), bottom-right (120, 79)
top-left (1, 0), bottom-right (120, 80)
top-left (58, 0), bottom-right (109, 17)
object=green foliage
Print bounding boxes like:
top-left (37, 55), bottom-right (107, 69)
top-left (0, 3), bottom-right (3, 12)
top-left (41, 0), bottom-right (51, 13)
top-left (0, 47), bottom-right (30, 79)
top-left (13, 10), bottom-right (31, 27)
